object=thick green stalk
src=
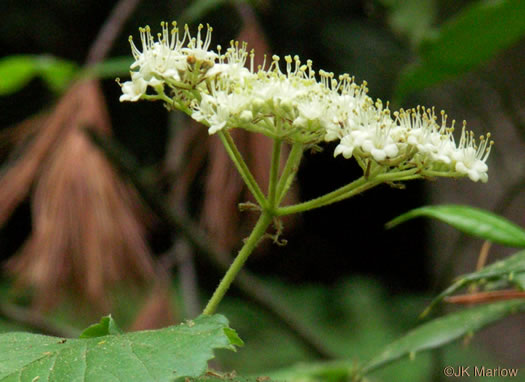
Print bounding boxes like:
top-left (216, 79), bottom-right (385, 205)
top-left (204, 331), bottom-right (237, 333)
top-left (203, 212), bottom-right (273, 315)
top-left (218, 130), bottom-right (267, 208)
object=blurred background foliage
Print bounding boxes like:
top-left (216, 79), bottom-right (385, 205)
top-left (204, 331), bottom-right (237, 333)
top-left (0, 0), bottom-right (524, 380)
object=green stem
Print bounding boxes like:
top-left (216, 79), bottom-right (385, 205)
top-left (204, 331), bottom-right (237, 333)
top-left (276, 168), bottom-right (420, 216)
top-left (218, 130), bottom-right (267, 208)
top-left (203, 212), bottom-right (273, 315)
top-left (276, 142), bottom-right (304, 205)
top-left (276, 176), bottom-right (369, 216)
top-left (267, 139), bottom-right (282, 209)
top-left (329, 181), bottom-right (382, 204)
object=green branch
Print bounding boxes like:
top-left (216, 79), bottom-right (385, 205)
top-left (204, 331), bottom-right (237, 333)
top-left (218, 130), bottom-right (267, 208)
top-left (84, 127), bottom-right (334, 358)
top-left (203, 212), bottom-right (273, 315)
top-left (276, 142), bottom-right (303, 205)
top-left (276, 168), bottom-right (420, 216)
top-left (267, 139), bottom-right (282, 209)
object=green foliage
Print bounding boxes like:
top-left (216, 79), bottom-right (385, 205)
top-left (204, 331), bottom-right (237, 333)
top-left (422, 250), bottom-right (525, 315)
top-left (0, 56), bottom-right (39, 95)
top-left (386, 204), bottom-right (525, 247)
top-left (0, 55), bottom-right (77, 95)
top-left (0, 314), bottom-right (242, 382)
top-left (394, 0), bottom-right (525, 101)
top-left (362, 300), bottom-right (525, 375)
top-left (380, 0), bottom-right (437, 46)
top-left (78, 315), bottom-right (122, 338)
top-left (0, 55), bottom-right (135, 96)
top-left (215, 277), bottom-right (519, 381)
top-left (218, 278), bottom-right (432, 380)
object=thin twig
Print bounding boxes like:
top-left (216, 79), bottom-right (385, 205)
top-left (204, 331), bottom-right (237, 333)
top-left (475, 241), bottom-right (492, 271)
top-left (85, 0), bottom-right (143, 65)
top-left (445, 290), bottom-right (525, 305)
top-left (84, 128), bottom-right (336, 359)
top-left (0, 302), bottom-right (80, 338)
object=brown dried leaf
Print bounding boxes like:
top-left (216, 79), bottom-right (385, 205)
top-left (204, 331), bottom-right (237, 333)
top-left (5, 81), bottom-right (155, 310)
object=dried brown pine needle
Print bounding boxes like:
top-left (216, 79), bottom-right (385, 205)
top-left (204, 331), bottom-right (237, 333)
top-left (4, 81), bottom-right (155, 310)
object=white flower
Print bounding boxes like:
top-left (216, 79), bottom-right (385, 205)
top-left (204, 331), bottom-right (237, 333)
top-left (206, 41), bottom-right (255, 85)
top-left (190, 93), bottom-right (229, 134)
top-left (207, 62), bottom-right (253, 84)
top-left (452, 126), bottom-right (492, 182)
top-left (180, 24), bottom-right (218, 62)
top-left (191, 90), bottom-right (253, 134)
top-left (120, 22), bottom-right (493, 183)
top-left (323, 79), bottom-right (371, 142)
top-left (334, 134), bottom-right (362, 158)
top-left (119, 73), bottom-right (148, 102)
top-left (128, 23), bottom-right (185, 82)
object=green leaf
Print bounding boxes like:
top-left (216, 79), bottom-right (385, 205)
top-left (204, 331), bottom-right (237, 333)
top-left (386, 205), bottom-right (525, 248)
top-left (514, 273), bottom-right (525, 290)
top-left (0, 55), bottom-right (78, 96)
top-left (422, 250), bottom-right (525, 315)
top-left (36, 56), bottom-right (78, 92)
top-left (0, 56), bottom-right (38, 95)
top-left (0, 314), bottom-right (242, 382)
top-left (362, 300), bottom-right (525, 375)
top-left (380, 0), bottom-right (437, 46)
top-left (222, 327), bottom-right (244, 348)
top-left (395, 0), bottom-right (525, 100)
top-left (79, 315), bottom-right (122, 338)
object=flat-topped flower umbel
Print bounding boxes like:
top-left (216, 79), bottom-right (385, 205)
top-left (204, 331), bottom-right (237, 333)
top-left (119, 22), bottom-right (492, 183)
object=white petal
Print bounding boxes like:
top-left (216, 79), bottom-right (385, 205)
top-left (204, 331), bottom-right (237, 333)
top-left (334, 143), bottom-right (354, 158)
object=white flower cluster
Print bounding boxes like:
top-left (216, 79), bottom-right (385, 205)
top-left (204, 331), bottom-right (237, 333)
top-left (119, 22), bottom-right (492, 183)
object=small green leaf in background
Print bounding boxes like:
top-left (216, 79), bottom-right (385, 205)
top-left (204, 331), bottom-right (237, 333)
top-left (386, 204), bottom-right (525, 248)
top-left (514, 273), bottom-right (525, 290)
top-left (0, 56), bottom-right (37, 95)
top-left (394, 0), bottom-right (525, 101)
top-left (79, 315), bottom-right (122, 338)
top-left (422, 249), bottom-right (525, 315)
top-left (0, 55), bottom-right (78, 96)
top-left (380, 0), bottom-right (437, 46)
top-left (362, 300), bottom-right (525, 375)
top-left (36, 56), bottom-right (77, 92)
top-left (0, 314), bottom-right (242, 382)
